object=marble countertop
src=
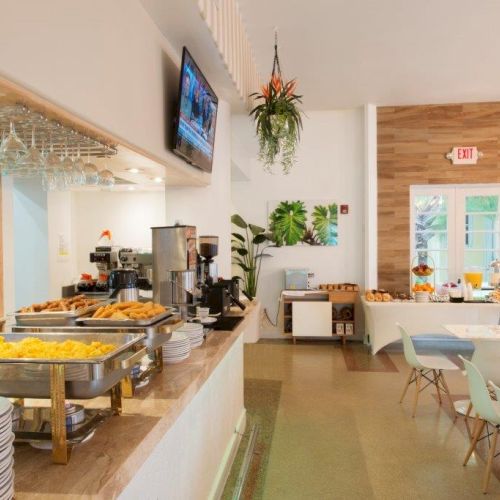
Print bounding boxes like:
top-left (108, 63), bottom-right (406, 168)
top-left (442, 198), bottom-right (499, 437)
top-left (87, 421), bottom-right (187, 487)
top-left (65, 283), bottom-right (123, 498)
top-left (13, 303), bottom-right (253, 499)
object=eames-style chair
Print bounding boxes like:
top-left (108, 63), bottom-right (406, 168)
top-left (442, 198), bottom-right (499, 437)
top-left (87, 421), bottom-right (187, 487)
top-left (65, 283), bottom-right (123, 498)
top-left (461, 355), bottom-right (500, 494)
top-left (397, 323), bottom-right (458, 418)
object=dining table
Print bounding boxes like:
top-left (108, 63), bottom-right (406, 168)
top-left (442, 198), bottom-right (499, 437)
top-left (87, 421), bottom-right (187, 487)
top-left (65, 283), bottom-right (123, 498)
top-left (443, 324), bottom-right (500, 416)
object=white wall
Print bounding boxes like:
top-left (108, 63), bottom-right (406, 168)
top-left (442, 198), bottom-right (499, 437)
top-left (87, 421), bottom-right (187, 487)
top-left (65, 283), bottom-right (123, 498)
top-left (164, 100), bottom-right (232, 278)
top-left (72, 191), bottom-right (166, 277)
top-left (231, 109), bottom-right (365, 337)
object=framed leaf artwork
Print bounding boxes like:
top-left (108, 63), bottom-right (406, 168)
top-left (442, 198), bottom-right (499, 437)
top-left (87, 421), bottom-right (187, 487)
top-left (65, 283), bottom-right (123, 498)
top-left (267, 200), bottom-right (339, 246)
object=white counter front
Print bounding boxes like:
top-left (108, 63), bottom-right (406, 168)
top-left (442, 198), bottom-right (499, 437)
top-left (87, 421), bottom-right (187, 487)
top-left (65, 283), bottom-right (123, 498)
top-left (362, 298), bottom-right (500, 354)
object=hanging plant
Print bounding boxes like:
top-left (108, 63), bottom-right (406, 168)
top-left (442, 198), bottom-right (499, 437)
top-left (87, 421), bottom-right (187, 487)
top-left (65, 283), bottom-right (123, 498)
top-left (249, 33), bottom-right (303, 174)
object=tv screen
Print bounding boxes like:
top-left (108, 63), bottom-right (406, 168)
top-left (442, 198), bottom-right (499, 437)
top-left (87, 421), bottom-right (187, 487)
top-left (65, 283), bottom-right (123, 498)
top-left (173, 47), bottom-right (218, 173)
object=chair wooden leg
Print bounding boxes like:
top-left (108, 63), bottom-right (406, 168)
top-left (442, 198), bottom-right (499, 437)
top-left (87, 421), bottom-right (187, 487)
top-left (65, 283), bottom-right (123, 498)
top-left (412, 370), bottom-right (422, 418)
top-left (464, 415), bottom-right (485, 466)
top-left (400, 368), bottom-right (415, 403)
top-left (438, 370), bottom-right (457, 421)
top-left (483, 426), bottom-right (499, 494)
top-left (465, 402), bottom-right (474, 438)
top-left (433, 369), bottom-right (442, 405)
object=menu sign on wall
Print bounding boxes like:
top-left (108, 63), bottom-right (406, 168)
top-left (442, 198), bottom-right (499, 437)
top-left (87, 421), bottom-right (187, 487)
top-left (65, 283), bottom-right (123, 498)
top-left (445, 146), bottom-right (483, 165)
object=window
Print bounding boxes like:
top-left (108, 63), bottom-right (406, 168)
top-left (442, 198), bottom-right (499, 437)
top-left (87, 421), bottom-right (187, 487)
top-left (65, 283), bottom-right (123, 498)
top-left (411, 185), bottom-right (500, 286)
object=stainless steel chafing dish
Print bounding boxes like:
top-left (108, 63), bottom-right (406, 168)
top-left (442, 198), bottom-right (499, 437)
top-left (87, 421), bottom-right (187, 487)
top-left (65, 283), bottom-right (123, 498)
top-left (0, 332), bottom-right (146, 399)
top-left (0, 331), bottom-right (146, 465)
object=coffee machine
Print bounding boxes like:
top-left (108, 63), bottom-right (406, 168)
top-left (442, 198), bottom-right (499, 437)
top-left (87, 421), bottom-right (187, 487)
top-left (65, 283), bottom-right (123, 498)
top-left (152, 225), bottom-right (198, 317)
top-left (119, 248), bottom-right (153, 290)
top-left (198, 236), bottom-right (219, 286)
top-left (89, 246), bottom-right (119, 292)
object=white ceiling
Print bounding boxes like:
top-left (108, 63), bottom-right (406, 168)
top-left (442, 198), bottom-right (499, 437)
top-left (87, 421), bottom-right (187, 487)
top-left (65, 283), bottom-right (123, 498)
top-left (238, 0), bottom-right (500, 109)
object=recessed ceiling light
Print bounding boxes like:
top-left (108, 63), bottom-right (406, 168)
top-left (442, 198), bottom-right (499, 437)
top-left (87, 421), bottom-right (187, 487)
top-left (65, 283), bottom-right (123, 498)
top-left (153, 177), bottom-right (164, 183)
top-left (127, 186), bottom-right (135, 191)
top-left (127, 168), bottom-right (141, 174)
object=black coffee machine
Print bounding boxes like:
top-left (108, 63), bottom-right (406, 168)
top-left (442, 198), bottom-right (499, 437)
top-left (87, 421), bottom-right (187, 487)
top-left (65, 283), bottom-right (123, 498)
top-left (203, 278), bottom-right (246, 316)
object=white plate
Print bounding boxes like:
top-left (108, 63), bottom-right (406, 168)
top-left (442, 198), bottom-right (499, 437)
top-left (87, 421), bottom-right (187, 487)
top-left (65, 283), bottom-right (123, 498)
top-left (196, 317), bottom-right (217, 325)
top-left (0, 401), bottom-right (11, 422)
top-left (0, 434), bottom-right (14, 452)
top-left (168, 332), bottom-right (189, 342)
top-left (179, 322), bottom-right (204, 331)
top-left (165, 356), bottom-right (190, 364)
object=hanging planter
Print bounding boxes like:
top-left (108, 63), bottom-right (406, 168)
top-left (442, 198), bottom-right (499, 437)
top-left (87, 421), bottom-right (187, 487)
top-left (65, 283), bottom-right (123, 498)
top-left (249, 34), bottom-right (303, 174)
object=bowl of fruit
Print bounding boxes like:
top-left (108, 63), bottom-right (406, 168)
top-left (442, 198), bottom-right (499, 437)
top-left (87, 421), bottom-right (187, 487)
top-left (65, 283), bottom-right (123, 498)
top-left (412, 283), bottom-right (435, 293)
top-left (411, 263), bottom-right (434, 277)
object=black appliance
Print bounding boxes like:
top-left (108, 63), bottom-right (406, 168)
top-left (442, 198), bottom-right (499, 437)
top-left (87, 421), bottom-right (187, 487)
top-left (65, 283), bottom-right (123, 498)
top-left (203, 279), bottom-right (245, 316)
top-left (172, 47), bottom-right (218, 173)
top-left (108, 269), bottom-right (139, 301)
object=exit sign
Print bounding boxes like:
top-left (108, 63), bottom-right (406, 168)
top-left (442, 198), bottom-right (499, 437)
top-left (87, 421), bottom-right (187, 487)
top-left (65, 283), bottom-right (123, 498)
top-left (446, 146), bottom-right (483, 165)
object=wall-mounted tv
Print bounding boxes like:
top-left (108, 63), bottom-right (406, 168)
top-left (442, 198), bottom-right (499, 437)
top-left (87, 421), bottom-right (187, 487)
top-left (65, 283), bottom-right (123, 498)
top-left (173, 47), bottom-right (218, 173)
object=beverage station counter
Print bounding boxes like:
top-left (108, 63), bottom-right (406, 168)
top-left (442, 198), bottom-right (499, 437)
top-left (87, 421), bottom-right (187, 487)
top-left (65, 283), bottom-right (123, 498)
top-left (12, 301), bottom-right (257, 499)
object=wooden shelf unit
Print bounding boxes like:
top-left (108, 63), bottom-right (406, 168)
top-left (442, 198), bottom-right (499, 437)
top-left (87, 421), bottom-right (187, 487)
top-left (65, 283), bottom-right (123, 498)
top-left (282, 290), bottom-right (358, 344)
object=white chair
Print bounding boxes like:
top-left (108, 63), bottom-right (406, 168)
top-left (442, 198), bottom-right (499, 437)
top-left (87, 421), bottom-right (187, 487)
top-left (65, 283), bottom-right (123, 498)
top-left (460, 355), bottom-right (500, 494)
top-left (397, 323), bottom-right (458, 418)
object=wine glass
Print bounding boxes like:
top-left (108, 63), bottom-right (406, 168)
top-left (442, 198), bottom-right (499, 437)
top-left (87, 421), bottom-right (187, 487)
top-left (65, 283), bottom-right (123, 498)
top-left (60, 143), bottom-right (74, 187)
top-left (83, 150), bottom-right (99, 186)
top-left (98, 168), bottom-right (115, 187)
top-left (17, 126), bottom-right (45, 177)
top-left (72, 143), bottom-right (86, 186)
top-left (42, 139), bottom-right (61, 191)
top-left (0, 122), bottom-right (27, 175)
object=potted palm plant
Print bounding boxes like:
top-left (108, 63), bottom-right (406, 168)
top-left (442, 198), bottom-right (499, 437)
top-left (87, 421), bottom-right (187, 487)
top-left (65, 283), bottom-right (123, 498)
top-left (231, 214), bottom-right (272, 299)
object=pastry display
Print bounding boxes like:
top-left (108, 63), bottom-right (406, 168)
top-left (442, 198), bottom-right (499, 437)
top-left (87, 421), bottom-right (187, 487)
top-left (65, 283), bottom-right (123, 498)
top-left (365, 290), bottom-right (393, 302)
top-left (0, 336), bottom-right (116, 359)
top-left (19, 295), bottom-right (100, 313)
top-left (412, 283), bottom-right (434, 293)
top-left (91, 301), bottom-right (166, 320)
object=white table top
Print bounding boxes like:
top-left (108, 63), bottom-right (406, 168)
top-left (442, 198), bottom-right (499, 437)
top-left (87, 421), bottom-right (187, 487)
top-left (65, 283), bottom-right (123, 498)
top-left (443, 324), bottom-right (500, 340)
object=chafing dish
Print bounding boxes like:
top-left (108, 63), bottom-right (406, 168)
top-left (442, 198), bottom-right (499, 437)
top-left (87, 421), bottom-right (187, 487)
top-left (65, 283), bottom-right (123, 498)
top-left (77, 308), bottom-right (174, 327)
top-left (0, 332), bottom-right (146, 399)
top-left (0, 331), bottom-right (146, 465)
top-left (14, 299), bottom-right (111, 327)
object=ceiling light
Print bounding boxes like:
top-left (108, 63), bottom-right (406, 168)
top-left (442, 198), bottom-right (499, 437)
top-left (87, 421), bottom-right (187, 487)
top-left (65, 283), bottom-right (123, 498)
top-left (127, 168), bottom-right (141, 174)
top-left (127, 186), bottom-right (135, 191)
top-left (153, 177), bottom-right (164, 183)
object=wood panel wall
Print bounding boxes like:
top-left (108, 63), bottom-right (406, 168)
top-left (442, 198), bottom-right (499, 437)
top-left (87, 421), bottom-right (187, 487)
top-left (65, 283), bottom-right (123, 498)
top-left (377, 102), bottom-right (500, 292)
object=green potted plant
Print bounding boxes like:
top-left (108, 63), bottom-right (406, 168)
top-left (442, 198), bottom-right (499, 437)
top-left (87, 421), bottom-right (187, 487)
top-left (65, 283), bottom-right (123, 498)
top-left (231, 214), bottom-right (272, 299)
top-left (249, 36), bottom-right (303, 174)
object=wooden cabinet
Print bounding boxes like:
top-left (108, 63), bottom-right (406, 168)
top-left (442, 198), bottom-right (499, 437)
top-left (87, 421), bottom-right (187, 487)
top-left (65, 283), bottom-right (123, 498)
top-left (283, 291), bottom-right (358, 344)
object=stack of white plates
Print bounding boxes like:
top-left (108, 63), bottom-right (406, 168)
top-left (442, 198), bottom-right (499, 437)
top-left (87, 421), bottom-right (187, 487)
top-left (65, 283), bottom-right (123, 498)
top-left (0, 398), bottom-right (14, 500)
top-left (178, 323), bottom-right (204, 349)
top-left (415, 291), bottom-right (430, 303)
top-left (162, 332), bottom-right (191, 364)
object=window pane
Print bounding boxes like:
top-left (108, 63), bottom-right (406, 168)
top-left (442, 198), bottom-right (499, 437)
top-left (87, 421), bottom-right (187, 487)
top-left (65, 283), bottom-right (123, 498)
top-left (434, 269), bottom-right (449, 285)
top-left (415, 195), bottom-right (447, 213)
top-left (464, 250), bottom-right (499, 274)
top-left (415, 232), bottom-right (447, 250)
top-left (465, 214), bottom-right (500, 232)
top-left (465, 232), bottom-right (500, 250)
top-left (465, 195), bottom-right (498, 213)
top-left (415, 214), bottom-right (447, 233)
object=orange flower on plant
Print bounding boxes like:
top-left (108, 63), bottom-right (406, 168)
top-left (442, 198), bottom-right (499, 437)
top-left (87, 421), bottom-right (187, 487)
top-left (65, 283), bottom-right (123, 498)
top-left (261, 84), bottom-right (270, 99)
top-left (286, 79), bottom-right (297, 96)
top-left (271, 74), bottom-right (282, 94)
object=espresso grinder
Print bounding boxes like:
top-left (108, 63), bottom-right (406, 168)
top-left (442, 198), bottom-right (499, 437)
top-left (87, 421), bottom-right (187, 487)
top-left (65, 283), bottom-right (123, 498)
top-left (198, 236), bottom-right (219, 286)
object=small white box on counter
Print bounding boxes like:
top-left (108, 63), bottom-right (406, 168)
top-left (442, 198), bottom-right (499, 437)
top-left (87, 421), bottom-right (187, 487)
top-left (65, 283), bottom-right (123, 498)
top-left (345, 323), bottom-right (354, 336)
top-left (336, 323), bottom-right (345, 335)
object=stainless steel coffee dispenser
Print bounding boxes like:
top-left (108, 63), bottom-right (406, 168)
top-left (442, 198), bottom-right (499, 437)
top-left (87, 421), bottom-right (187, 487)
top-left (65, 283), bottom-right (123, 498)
top-left (151, 225), bottom-right (198, 316)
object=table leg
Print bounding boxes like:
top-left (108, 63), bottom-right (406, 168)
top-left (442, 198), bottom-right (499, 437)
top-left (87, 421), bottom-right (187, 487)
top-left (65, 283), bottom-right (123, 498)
top-left (110, 382), bottom-right (122, 416)
top-left (121, 376), bottom-right (134, 398)
top-left (50, 364), bottom-right (69, 465)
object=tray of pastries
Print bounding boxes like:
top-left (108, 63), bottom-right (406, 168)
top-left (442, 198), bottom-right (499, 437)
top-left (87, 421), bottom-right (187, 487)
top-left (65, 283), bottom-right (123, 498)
top-left (15, 295), bottom-right (109, 326)
top-left (77, 301), bottom-right (172, 327)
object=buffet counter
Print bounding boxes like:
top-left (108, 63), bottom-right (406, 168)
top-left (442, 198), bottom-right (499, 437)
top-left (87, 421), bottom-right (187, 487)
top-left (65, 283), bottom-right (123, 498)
top-left (12, 303), bottom-right (257, 499)
top-left (362, 297), bottom-right (500, 354)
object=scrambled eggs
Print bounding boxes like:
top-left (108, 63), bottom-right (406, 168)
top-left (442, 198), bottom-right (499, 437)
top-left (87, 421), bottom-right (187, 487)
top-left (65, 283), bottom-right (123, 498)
top-left (0, 336), bottom-right (116, 359)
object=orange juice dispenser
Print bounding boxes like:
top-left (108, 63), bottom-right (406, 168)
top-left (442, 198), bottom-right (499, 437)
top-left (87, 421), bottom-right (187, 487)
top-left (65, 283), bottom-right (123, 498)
top-left (464, 268), bottom-right (483, 290)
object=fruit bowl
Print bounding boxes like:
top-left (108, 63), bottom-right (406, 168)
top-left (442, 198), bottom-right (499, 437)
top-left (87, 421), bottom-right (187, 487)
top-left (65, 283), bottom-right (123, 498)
top-left (411, 264), bottom-right (433, 277)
